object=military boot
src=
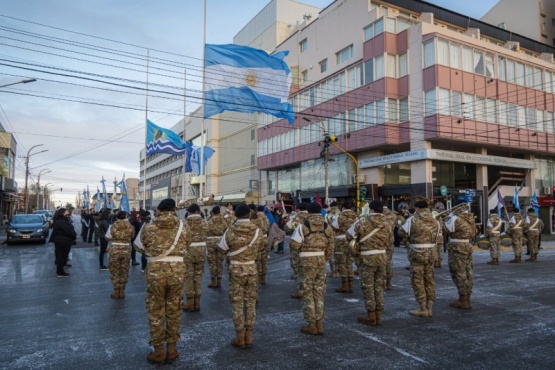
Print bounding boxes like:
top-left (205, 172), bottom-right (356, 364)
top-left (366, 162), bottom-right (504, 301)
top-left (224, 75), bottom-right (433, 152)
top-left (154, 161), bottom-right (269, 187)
top-left (245, 327), bottom-right (253, 348)
top-left (434, 261), bottom-right (442, 268)
top-left (119, 286), bottom-right (126, 299)
top-left (147, 344), bottom-right (165, 364)
top-left (375, 310), bottom-right (382, 326)
top-left (357, 310), bottom-right (376, 325)
top-left (487, 258), bottom-right (496, 265)
top-left (216, 277), bottom-right (222, 288)
top-left (110, 287), bottom-right (120, 299)
top-left (208, 277), bottom-right (217, 288)
top-left (166, 343), bottom-right (178, 364)
top-left (409, 302), bottom-right (429, 317)
top-left (348, 277), bottom-right (354, 293)
top-left (291, 292), bottom-right (302, 299)
top-left (316, 320), bottom-right (324, 335)
top-left (427, 300), bottom-right (434, 317)
top-left (335, 278), bottom-right (349, 293)
top-left (465, 292), bottom-right (472, 309)
top-left (449, 293), bottom-right (467, 309)
top-left (231, 329), bottom-right (245, 348)
top-left (532, 253), bottom-right (538, 262)
top-left (193, 295), bottom-right (201, 311)
top-left (301, 322), bottom-right (318, 335)
top-left (183, 295), bottom-right (195, 312)
top-left (385, 279), bottom-right (392, 290)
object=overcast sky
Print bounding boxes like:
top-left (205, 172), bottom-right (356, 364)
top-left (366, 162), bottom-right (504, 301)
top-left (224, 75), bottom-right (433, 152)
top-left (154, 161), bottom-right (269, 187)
top-left (0, 0), bottom-right (498, 207)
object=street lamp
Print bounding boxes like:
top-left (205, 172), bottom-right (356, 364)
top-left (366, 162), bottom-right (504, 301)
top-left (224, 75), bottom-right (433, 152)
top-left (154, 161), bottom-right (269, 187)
top-left (43, 183), bottom-right (53, 210)
top-left (0, 78), bottom-right (37, 89)
top-left (23, 145), bottom-right (48, 213)
top-left (36, 169), bottom-right (52, 210)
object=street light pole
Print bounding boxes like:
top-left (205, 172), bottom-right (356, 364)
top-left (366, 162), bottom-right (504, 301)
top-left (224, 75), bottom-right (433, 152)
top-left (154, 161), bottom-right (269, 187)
top-left (36, 169), bottom-right (51, 210)
top-left (23, 144), bottom-right (47, 213)
top-left (43, 183), bottom-right (53, 210)
top-left (0, 78), bottom-right (37, 89)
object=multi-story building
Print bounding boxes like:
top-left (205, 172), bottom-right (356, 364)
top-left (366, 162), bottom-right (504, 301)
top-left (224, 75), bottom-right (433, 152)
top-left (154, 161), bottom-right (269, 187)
top-left (481, 0), bottom-right (555, 46)
top-left (257, 0), bottom-right (555, 231)
top-left (0, 129), bottom-right (18, 219)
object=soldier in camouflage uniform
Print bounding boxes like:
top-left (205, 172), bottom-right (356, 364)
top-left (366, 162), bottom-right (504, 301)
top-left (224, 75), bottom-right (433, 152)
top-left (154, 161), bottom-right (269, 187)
top-left (382, 206), bottom-right (397, 290)
top-left (332, 201), bottom-right (357, 294)
top-left (285, 202), bottom-right (309, 299)
top-left (183, 204), bottom-right (208, 312)
top-left (398, 201), bottom-right (439, 317)
top-left (291, 202), bottom-right (334, 335)
top-left (207, 206), bottom-right (228, 289)
top-left (223, 203), bottom-right (236, 227)
top-left (327, 201), bottom-right (341, 278)
top-left (137, 198), bottom-right (192, 364)
top-left (219, 203), bottom-right (264, 349)
top-left (433, 203), bottom-right (446, 268)
top-left (444, 203), bottom-right (476, 310)
top-left (507, 207), bottom-right (527, 263)
top-left (346, 200), bottom-right (392, 326)
top-left (486, 209), bottom-right (502, 265)
top-left (107, 211), bottom-right (136, 299)
top-left (524, 207), bottom-right (543, 262)
top-left (255, 205), bottom-right (270, 284)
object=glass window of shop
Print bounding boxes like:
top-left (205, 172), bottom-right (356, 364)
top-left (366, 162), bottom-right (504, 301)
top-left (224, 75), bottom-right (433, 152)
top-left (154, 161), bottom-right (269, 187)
top-left (384, 162), bottom-right (411, 184)
top-left (276, 168), bottom-right (300, 194)
top-left (534, 157), bottom-right (555, 189)
top-left (432, 161), bottom-right (476, 188)
top-left (268, 171), bottom-right (276, 195)
top-left (152, 188), bottom-right (169, 202)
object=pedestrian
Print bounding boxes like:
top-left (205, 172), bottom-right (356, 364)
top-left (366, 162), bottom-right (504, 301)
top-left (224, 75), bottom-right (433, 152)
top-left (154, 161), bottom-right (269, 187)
top-left (138, 211), bottom-right (152, 272)
top-left (183, 203), bottom-right (208, 312)
top-left (486, 209), bottom-right (502, 265)
top-left (80, 209), bottom-right (90, 241)
top-left (139, 198), bottom-right (191, 364)
top-left (106, 211), bottom-right (135, 298)
top-left (219, 203), bottom-right (264, 348)
top-left (206, 206), bottom-right (228, 289)
top-left (130, 211), bottom-right (141, 266)
top-left (98, 209), bottom-right (111, 270)
top-left (92, 210), bottom-right (100, 246)
top-left (332, 201), bottom-right (357, 294)
top-left (86, 209), bottom-right (95, 243)
top-left (50, 208), bottom-right (77, 277)
top-left (398, 200), bottom-right (440, 317)
top-left (507, 207), bottom-right (527, 263)
top-left (524, 208), bottom-right (543, 262)
top-left (346, 200), bottom-right (391, 326)
top-left (272, 208), bottom-right (286, 254)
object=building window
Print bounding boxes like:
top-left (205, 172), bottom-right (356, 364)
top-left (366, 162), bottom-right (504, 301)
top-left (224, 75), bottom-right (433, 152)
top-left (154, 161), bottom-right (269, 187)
top-left (425, 89), bottom-right (436, 116)
top-left (423, 40), bottom-right (435, 68)
top-left (364, 59), bottom-right (374, 84)
top-left (251, 129), bottom-right (255, 140)
top-left (299, 38), bottom-right (308, 53)
top-left (336, 45), bottom-right (353, 64)
top-left (319, 59), bottom-right (327, 73)
top-left (301, 69), bottom-right (308, 82)
top-left (375, 54), bottom-right (385, 80)
top-left (399, 98), bottom-right (409, 122)
top-left (251, 155), bottom-right (255, 166)
top-left (399, 53), bottom-right (408, 77)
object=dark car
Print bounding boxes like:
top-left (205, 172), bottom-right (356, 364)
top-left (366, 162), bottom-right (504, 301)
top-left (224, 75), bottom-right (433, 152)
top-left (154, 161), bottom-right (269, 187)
top-left (6, 214), bottom-right (50, 245)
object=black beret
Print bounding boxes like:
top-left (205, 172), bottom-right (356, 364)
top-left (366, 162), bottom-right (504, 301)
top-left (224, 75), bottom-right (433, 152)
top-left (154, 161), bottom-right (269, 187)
top-left (307, 202), bottom-right (321, 214)
top-left (297, 202), bottom-right (308, 210)
top-left (117, 210), bottom-right (128, 219)
top-left (414, 201), bottom-right (429, 209)
top-left (527, 208), bottom-right (535, 213)
top-left (330, 201), bottom-right (338, 207)
top-left (513, 207), bottom-right (519, 212)
top-left (188, 203), bottom-right (200, 213)
top-left (369, 200), bottom-right (383, 213)
top-left (141, 210), bottom-right (151, 218)
top-left (235, 203), bottom-right (250, 218)
top-left (158, 198), bottom-right (176, 212)
top-left (248, 203), bottom-right (256, 210)
top-left (211, 206), bottom-right (220, 214)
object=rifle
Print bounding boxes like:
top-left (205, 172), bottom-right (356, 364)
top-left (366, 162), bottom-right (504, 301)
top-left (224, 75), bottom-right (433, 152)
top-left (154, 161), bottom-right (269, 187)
top-left (217, 196), bottom-right (224, 207)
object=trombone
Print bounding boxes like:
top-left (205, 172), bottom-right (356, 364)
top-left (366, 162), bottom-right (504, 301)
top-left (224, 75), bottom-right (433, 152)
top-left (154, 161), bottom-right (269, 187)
top-left (432, 202), bottom-right (471, 220)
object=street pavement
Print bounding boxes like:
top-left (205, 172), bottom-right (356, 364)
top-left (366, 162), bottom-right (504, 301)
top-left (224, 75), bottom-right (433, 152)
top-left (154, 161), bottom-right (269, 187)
top-left (0, 220), bottom-right (554, 369)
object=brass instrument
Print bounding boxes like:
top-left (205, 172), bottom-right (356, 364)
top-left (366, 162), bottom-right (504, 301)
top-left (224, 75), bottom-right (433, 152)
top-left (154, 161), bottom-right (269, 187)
top-left (349, 238), bottom-right (360, 257)
top-left (432, 203), bottom-right (471, 220)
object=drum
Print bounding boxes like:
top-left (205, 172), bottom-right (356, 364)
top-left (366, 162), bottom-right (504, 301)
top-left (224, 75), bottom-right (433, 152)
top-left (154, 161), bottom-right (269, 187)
top-left (476, 235), bottom-right (490, 250)
top-left (500, 233), bottom-right (512, 247)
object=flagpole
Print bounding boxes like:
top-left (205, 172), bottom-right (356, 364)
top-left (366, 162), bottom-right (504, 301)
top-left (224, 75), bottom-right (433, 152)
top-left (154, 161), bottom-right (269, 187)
top-left (143, 49), bottom-right (150, 209)
top-left (181, 67), bottom-right (187, 203)
top-left (200, 0), bottom-right (207, 201)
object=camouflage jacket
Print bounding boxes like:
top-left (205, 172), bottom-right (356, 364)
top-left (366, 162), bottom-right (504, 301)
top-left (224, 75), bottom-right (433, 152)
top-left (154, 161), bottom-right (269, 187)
top-left (285, 211), bottom-right (309, 235)
top-left (486, 214), bottom-right (502, 237)
top-left (382, 208), bottom-right (397, 244)
top-left (219, 219), bottom-right (263, 276)
top-left (524, 212), bottom-right (543, 235)
top-left (346, 213), bottom-right (392, 266)
top-left (140, 211), bottom-right (191, 259)
top-left (223, 210), bottom-right (236, 227)
top-left (508, 213), bottom-right (527, 235)
top-left (109, 219), bottom-right (135, 245)
top-left (256, 211), bottom-right (270, 235)
top-left (444, 211), bottom-right (476, 253)
top-left (399, 210), bottom-right (439, 263)
top-left (334, 209), bottom-right (357, 235)
top-left (207, 214), bottom-right (228, 237)
top-left (185, 214), bottom-right (208, 243)
top-left (326, 206), bottom-right (341, 225)
top-left (291, 214), bottom-right (334, 268)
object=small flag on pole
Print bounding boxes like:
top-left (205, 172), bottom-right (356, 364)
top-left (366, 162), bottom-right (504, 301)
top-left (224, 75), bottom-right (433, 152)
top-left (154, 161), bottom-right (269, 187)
top-left (513, 186), bottom-right (520, 211)
top-left (530, 190), bottom-right (539, 215)
top-left (497, 188), bottom-right (506, 217)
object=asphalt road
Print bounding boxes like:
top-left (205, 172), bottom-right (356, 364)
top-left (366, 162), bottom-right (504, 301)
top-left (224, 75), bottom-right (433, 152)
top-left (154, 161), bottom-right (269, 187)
top-left (0, 225), bottom-right (554, 369)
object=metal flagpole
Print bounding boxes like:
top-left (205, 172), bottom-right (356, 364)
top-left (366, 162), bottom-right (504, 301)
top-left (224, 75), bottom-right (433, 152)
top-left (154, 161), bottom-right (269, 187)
top-left (181, 68), bottom-right (187, 203)
top-left (200, 0), bottom-right (206, 200)
top-left (143, 49), bottom-right (150, 209)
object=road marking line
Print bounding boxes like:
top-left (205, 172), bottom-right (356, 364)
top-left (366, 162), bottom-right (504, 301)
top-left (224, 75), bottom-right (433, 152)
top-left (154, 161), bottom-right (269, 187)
top-left (353, 329), bottom-right (427, 364)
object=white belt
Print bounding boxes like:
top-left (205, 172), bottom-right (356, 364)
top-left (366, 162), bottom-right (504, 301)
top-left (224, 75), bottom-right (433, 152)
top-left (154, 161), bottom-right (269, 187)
top-left (147, 256), bottom-right (183, 263)
top-left (207, 236), bottom-right (221, 239)
top-left (513, 227), bottom-right (522, 229)
top-left (410, 244), bottom-right (435, 249)
top-left (190, 242), bottom-right (207, 247)
top-left (335, 235), bottom-right (346, 239)
top-left (263, 234), bottom-right (268, 237)
top-left (491, 231), bottom-right (500, 234)
top-left (111, 242), bottom-right (129, 246)
top-left (449, 239), bottom-right (469, 243)
top-left (230, 260), bottom-right (255, 265)
top-left (360, 250), bottom-right (386, 255)
top-left (299, 251), bottom-right (325, 257)
top-left (528, 229), bottom-right (537, 231)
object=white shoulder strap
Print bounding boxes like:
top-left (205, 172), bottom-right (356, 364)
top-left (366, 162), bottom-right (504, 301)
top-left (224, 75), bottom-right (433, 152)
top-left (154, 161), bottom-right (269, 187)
top-left (228, 228), bottom-right (260, 257)
top-left (149, 220), bottom-right (184, 262)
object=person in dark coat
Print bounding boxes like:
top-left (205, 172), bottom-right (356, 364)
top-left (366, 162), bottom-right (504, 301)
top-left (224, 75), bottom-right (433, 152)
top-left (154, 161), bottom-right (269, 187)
top-left (50, 208), bottom-right (77, 277)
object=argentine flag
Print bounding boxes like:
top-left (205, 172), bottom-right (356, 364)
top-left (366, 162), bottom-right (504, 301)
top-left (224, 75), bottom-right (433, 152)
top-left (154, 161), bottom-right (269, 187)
top-left (204, 44), bottom-right (295, 124)
top-left (146, 119), bottom-right (189, 156)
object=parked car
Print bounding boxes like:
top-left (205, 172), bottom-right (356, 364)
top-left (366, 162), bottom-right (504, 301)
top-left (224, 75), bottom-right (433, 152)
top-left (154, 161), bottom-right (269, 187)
top-left (33, 210), bottom-right (53, 225)
top-left (6, 214), bottom-right (50, 245)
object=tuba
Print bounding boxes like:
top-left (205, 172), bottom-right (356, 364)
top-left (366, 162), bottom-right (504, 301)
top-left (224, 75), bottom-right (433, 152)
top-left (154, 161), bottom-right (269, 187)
top-left (349, 238), bottom-right (360, 257)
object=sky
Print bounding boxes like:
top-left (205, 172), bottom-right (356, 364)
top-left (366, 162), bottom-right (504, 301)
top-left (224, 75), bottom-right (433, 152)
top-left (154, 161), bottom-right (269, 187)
top-left (0, 0), bottom-right (499, 207)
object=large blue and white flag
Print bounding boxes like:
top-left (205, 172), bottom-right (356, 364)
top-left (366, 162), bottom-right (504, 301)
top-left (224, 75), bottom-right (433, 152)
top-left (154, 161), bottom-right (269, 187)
top-left (513, 186), bottom-right (520, 211)
top-left (185, 144), bottom-right (215, 175)
top-left (146, 119), bottom-right (189, 156)
top-left (530, 190), bottom-right (539, 215)
top-left (118, 177), bottom-right (131, 213)
top-left (95, 188), bottom-right (101, 212)
top-left (204, 44), bottom-right (295, 123)
top-left (100, 177), bottom-right (109, 209)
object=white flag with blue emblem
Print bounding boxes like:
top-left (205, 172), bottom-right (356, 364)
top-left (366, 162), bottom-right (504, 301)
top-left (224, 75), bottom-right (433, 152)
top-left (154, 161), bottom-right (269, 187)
top-left (204, 44), bottom-right (295, 123)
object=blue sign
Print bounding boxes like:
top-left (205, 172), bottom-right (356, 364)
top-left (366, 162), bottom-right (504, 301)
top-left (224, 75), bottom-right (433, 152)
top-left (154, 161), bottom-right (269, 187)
top-left (465, 189), bottom-right (476, 197)
top-left (458, 195), bottom-right (473, 203)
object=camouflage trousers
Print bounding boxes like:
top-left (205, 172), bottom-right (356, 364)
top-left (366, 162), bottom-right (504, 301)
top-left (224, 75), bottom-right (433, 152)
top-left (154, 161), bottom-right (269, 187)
top-left (436, 241), bottom-right (444, 264)
top-left (360, 264), bottom-right (386, 311)
top-left (184, 248), bottom-right (206, 296)
top-left (290, 244), bottom-right (300, 276)
top-left (146, 262), bottom-right (186, 346)
top-left (447, 249), bottom-right (473, 295)
top-left (108, 245), bottom-right (130, 289)
top-left (489, 236), bottom-right (501, 259)
top-left (335, 237), bottom-right (354, 278)
top-left (385, 246), bottom-right (394, 284)
top-left (229, 273), bottom-right (258, 330)
top-left (207, 238), bottom-right (224, 279)
top-left (410, 262), bottom-right (435, 304)
top-left (299, 264), bottom-right (327, 323)
top-left (527, 233), bottom-right (539, 255)
top-left (510, 231), bottom-right (523, 258)
top-left (256, 239), bottom-right (269, 278)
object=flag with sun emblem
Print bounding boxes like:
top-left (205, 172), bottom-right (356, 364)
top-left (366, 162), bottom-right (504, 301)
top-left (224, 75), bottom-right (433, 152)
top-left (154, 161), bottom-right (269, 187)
top-left (146, 119), bottom-right (190, 156)
top-left (204, 44), bottom-right (295, 123)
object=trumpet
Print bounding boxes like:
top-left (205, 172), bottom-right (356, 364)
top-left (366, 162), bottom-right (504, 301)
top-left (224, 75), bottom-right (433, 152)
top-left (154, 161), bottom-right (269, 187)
top-left (432, 203), bottom-right (471, 220)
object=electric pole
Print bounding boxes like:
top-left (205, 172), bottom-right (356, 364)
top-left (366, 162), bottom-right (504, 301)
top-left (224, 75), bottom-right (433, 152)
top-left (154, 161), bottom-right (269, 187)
top-left (22, 145), bottom-right (47, 213)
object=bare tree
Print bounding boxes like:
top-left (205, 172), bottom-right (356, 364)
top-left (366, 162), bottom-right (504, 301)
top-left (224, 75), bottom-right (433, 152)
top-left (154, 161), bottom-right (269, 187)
top-left (75, 192), bottom-right (83, 209)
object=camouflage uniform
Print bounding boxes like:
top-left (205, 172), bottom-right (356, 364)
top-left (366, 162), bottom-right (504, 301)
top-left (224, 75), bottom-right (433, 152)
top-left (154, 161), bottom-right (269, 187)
top-left (435, 217), bottom-right (445, 267)
top-left (486, 213), bottom-right (502, 264)
top-left (332, 209), bottom-right (357, 293)
top-left (291, 214), bottom-right (334, 333)
top-left (382, 208), bottom-right (397, 289)
top-left (138, 211), bottom-right (191, 346)
top-left (346, 213), bottom-right (392, 325)
top-left (398, 209), bottom-right (439, 316)
top-left (524, 211), bottom-right (543, 262)
top-left (206, 213), bottom-right (228, 287)
top-left (444, 208), bottom-right (476, 309)
top-left (285, 211), bottom-right (309, 284)
top-left (183, 214), bottom-right (208, 311)
top-left (223, 210), bottom-right (236, 227)
top-left (326, 206), bottom-right (341, 277)
top-left (253, 211), bottom-right (270, 284)
top-left (107, 219), bottom-right (135, 297)
top-left (219, 218), bottom-right (264, 344)
top-left (507, 212), bottom-right (527, 262)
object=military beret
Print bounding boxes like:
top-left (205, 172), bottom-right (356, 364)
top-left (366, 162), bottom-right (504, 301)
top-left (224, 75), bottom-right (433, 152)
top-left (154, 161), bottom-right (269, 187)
top-left (414, 200), bottom-right (429, 209)
top-left (188, 203), bottom-right (200, 213)
top-left (116, 210), bottom-right (128, 219)
top-left (158, 198), bottom-right (176, 211)
top-left (307, 202), bottom-right (322, 214)
top-left (330, 201), bottom-right (338, 207)
top-left (141, 210), bottom-right (151, 218)
top-left (248, 203), bottom-right (256, 210)
top-left (297, 202), bottom-right (308, 210)
top-left (211, 206), bottom-right (220, 214)
top-left (342, 201), bottom-right (353, 209)
top-left (369, 200), bottom-right (383, 213)
top-left (235, 203), bottom-right (250, 218)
